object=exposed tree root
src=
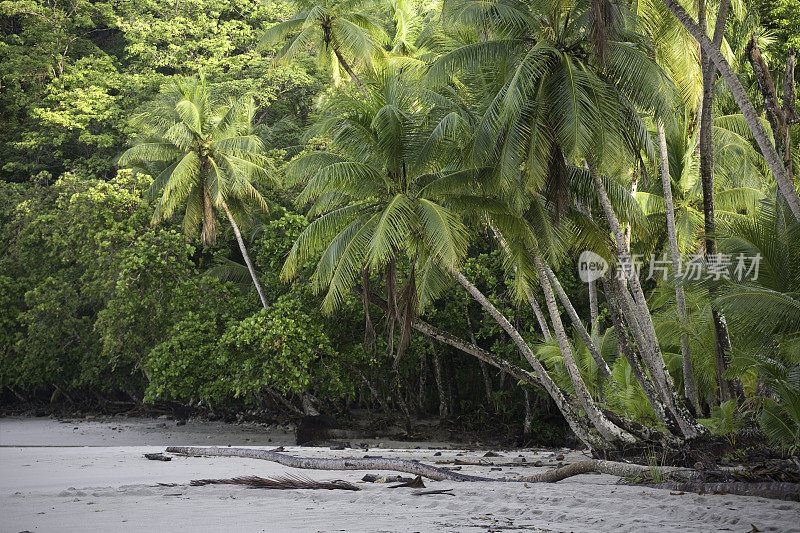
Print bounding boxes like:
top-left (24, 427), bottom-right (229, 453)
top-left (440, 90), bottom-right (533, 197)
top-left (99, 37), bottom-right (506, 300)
top-left (513, 459), bottom-right (690, 483)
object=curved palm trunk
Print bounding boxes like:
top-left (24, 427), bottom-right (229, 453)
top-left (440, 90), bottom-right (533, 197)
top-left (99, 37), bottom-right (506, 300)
top-left (661, 0), bottom-right (800, 221)
top-left (332, 47), bottom-right (370, 99)
top-left (587, 164), bottom-right (706, 439)
top-left (531, 256), bottom-right (635, 444)
top-left (485, 219), bottom-right (552, 341)
top-left (221, 200), bottom-right (269, 310)
top-left (450, 268), bottom-right (611, 450)
top-left (657, 119), bottom-right (701, 415)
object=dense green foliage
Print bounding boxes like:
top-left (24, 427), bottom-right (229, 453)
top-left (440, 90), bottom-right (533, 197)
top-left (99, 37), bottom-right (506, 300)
top-left (1, 0), bottom-right (799, 449)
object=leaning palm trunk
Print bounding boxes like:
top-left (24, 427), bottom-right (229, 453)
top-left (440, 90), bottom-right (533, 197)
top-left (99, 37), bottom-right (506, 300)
top-left (221, 200), bottom-right (269, 309)
top-left (531, 256), bottom-right (635, 444)
top-left (587, 164), bottom-right (706, 439)
top-left (661, 0), bottom-right (800, 222)
top-left (602, 273), bottom-right (676, 429)
top-left (450, 269), bottom-right (612, 450)
top-left (657, 120), bottom-right (701, 415)
top-left (485, 219), bottom-right (552, 340)
top-left (331, 46), bottom-right (370, 99)
top-left (541, 262), bottom-right (613, 382)
top-left (484, 223), bottom-right (626, 441)
top-left (526, 288), bottom-right (552, 341)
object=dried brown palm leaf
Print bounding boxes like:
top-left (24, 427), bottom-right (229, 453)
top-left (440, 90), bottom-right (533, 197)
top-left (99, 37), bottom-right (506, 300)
top-left (189, 474), bottom-right (360, 491)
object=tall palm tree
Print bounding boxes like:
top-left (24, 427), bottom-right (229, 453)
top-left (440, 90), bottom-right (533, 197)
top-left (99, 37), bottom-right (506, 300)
top-left (118, 76), bottom-right (275, 309)
top-left (259, 0), bottom-right (389, 94)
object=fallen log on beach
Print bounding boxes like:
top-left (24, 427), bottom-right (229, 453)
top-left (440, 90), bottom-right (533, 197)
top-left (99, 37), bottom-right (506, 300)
top-left (165, 446), bottom-right (689, 483)
top-left (166, 446), bottom-right (493, 482)
top-left (164, 446), bottom-right (800, 500)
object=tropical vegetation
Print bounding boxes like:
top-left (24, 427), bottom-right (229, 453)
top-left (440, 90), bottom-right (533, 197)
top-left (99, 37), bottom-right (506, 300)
top-left (1, 0), bottom-right (799, 452)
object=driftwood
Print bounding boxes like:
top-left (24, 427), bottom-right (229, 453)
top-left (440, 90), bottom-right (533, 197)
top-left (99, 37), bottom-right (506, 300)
top-left (165, 447), bottom-right (800, 500)
top-left (189, 474), bottom-right (359, 491)
top-left (166, 446), bottom-right (493, 481)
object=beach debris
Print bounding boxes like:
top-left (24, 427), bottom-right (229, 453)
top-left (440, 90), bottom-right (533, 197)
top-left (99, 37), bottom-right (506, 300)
top-left (144, 453), bottom-right (171, 461)
top-left (412, 489), bottom-right (455, 496)
top-left (361, 474), bottom-right (413, 483)
top-left (189, 474), bottom-right (360, 491)
top-left (389, 476), bottom-right (425, 489)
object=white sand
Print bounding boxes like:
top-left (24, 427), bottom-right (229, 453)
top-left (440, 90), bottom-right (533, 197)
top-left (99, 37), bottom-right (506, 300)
top-left (1, 417), bottom-right (798, 532)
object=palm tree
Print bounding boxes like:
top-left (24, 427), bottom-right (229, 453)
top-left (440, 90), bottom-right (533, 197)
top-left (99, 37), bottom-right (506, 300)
top-left (660, 0), bottom-right (800, 221)
top-left (429, 0), bottom-right (708, 439)
top-left (259, 0), bottom-right (389, 94)
top-left (118, 76), bottom-right (275, 309)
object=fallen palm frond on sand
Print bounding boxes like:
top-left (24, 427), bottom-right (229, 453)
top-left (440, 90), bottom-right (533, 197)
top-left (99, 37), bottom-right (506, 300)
top-left (189, 474), bottom-right (360, 491)
top-left (165, 446), bottom-right (800, 501)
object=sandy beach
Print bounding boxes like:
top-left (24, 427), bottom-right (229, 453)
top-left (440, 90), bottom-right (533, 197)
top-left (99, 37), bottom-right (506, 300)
top-left (1, 416), bottom-right (798, 532)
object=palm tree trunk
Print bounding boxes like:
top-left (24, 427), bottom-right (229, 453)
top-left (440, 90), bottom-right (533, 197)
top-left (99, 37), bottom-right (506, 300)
top-left (418, 350), bottom-right (427, 413)
top-left (541, 262), bottom-right (613, 382)
top-left (332, 47), bottom-right (370, 98)
top-left (661, 0), bottom-right (800, 221)
top-left (221, 200), bottom-right (268, 309)
top-left (602, 273), bottom-right (675, 430)
top-left (523, 390), bottom-right (533, 437)
top-left (587, 164), bottom-right (706, 439)
top-left (697, 0), bottom-right (738, 404)
top-left (526, 288), bottom-right (552, 341)
top-left (430, 342), bottom-right (448, 420)
top-left (588, 279), bottom-right (599, 327)
top-left (465, 306), bottom-right (494, 411)
top-left (485, 219), bottom-right (552, 340)
top-left (450, 268), bottom-right (612, 450)
top-left (532, 256), bottom-right (635, 444)
top-left (657, 119), bottom-right (701, 415)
